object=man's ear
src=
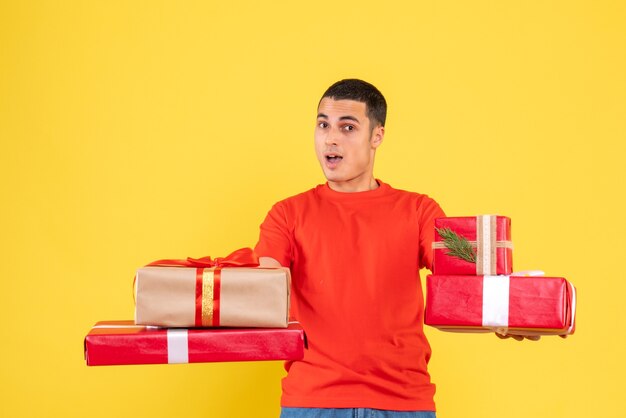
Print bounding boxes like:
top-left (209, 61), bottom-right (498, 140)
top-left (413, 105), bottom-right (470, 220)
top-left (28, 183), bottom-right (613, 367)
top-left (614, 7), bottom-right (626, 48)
top-left (371, 125), bottom-right (384, 149)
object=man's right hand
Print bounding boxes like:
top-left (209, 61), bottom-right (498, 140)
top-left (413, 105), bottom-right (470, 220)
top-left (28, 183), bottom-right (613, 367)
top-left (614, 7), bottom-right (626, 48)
top-left (259, 256), bottom-right (282, 267)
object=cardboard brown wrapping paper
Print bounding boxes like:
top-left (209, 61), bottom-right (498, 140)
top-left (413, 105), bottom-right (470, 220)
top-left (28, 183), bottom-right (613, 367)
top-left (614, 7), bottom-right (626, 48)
top-left (135, 266), bottom-right (290, 328)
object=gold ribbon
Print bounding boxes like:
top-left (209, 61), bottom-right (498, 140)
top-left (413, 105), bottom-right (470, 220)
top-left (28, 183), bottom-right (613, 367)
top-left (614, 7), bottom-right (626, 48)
top-left (201, 269), bottom-right (215, 326)
top-left (431, 241), bottom-right (513, 249)
top-left (476, 215), bottom-right (494, 275)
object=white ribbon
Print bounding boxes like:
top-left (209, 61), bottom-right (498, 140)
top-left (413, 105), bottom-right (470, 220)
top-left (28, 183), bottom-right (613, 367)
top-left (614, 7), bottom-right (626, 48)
top-left (167, 329), bottom-right (189, 364)
top-left (480, 271), bottom-right (576, 336)
top-left (482, 270), bottom-right (546, 330)
top-left (482, 275), bottom-right (510, 328)
top-left (90, 324), bottom-right (189, 363)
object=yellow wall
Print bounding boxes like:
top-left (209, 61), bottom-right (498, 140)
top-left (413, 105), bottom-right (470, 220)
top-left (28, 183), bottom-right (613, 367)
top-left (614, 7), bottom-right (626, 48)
top-left (1, 1), bottom-right (624, 417)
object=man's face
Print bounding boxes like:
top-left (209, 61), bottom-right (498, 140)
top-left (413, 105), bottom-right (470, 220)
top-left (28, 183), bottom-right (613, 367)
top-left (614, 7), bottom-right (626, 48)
top-left (314, 98), bottom-right (384, 192)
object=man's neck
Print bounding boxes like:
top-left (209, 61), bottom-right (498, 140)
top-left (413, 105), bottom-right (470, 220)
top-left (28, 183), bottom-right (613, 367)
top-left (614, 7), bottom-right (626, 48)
top-left (327, 177), bottom-right (379, 193)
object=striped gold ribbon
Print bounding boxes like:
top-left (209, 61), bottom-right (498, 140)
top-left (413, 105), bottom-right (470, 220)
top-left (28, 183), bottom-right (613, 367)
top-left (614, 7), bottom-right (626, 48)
top-left (201, 269), bottom-right (215, 326)
top-left (431, 241), bottom-right (513, 249)
top-left (477, 215), bottom-right (496, 275)
top-left (195, 268), bottom-right (221, 327)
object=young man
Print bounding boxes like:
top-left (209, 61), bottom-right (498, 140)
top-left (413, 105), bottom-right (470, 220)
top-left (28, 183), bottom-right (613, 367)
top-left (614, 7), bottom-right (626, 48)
top-left (255, 79), bottom-right (444, 418)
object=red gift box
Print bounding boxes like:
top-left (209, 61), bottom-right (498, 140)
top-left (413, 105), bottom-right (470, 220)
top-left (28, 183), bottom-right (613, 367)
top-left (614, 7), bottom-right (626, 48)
top-left (424, 274), bottom-right (576, 336)
top-left (433, 215), bottom-right (513, 275)
top-left (84, 320), bottom-right (306, 366)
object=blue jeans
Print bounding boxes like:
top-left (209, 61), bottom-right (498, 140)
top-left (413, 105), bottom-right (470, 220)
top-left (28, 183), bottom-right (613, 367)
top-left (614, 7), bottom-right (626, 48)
top-left (280, 408), bottom-right (436, 418)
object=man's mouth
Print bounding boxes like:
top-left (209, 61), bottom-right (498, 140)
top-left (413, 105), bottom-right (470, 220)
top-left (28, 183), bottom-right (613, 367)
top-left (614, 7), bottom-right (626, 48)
top-left (325, 154), bottom-right (343, 164)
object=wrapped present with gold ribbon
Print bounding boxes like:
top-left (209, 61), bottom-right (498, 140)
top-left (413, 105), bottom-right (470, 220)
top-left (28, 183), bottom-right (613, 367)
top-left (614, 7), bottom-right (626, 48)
top-left (432, 215), bottom-right (513, 276)
top-left (134, 248), bottom-right (290, 328)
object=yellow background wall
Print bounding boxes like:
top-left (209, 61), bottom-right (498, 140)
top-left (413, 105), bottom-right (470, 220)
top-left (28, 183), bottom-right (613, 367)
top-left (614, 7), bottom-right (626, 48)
top-left (1, 1), bottom-right (624, 417)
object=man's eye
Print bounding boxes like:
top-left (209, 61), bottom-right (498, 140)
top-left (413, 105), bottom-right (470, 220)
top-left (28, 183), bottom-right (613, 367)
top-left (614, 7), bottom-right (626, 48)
top-left (343, 125), bottom-right (354, 131)
top-left (318, 122), bottom-right (328, 128)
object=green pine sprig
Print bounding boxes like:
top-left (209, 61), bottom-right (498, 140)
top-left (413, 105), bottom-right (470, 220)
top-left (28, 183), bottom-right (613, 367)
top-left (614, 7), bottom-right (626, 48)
top-left (435, 227), bottom-right (477, 263)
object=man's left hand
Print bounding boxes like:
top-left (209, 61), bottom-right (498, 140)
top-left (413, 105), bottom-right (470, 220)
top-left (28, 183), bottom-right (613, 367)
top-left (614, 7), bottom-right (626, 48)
top-left (496, 332), bottom-right (541, 341)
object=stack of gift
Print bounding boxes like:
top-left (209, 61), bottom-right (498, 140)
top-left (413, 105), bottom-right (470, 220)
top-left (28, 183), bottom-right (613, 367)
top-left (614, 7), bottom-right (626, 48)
top-left (424, 215), bottom-right (576, 337)
top-left (85, 248), bottom-right (306, 366)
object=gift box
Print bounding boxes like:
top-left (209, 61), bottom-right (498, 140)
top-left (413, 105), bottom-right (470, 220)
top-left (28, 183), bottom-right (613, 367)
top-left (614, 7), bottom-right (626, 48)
top-left (424, 274), bottom-right (576, 336)
top-left (432, 215), bottom-right (513, 275)
top-left (84, 320), bottom-right (306, 366)
top-left (135, 248), bottom-right (290, 328)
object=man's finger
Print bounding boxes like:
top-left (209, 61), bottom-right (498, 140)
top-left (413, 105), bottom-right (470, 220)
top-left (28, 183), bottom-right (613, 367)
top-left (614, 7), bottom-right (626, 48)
top-left (495, 332), bottom-right (540, 341)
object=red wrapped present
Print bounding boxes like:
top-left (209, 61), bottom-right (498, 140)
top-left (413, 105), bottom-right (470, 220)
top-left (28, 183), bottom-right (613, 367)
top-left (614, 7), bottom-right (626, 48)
top-left (433, 215), bottom-right (513, 275)
top-left (84, 320), bottom-right (306, 366)
top-left (424, 273), bottom-right (576, 336)
top-left (134, 248), bottom-right (290, 328)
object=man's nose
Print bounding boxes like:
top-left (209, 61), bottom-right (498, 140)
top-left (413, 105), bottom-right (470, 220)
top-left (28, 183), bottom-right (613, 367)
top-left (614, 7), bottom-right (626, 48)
top-left (325, 127), bottom-right (340, 145)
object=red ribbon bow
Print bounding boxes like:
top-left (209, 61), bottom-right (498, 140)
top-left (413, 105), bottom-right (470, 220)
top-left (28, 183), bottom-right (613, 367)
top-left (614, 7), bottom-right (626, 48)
top-left (145, 247), bottom-right (260, 268)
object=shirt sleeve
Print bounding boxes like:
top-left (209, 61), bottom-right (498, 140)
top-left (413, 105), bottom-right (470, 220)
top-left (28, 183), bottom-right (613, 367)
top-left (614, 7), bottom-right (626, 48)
top-left (418, 195), bottom-right (446, 271)
top-left (254, 201), bottom-right (294, 268)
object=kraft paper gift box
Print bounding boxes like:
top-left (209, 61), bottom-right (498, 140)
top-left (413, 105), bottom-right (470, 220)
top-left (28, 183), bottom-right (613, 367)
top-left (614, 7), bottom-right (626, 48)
top-left (432, 215), bottom-right (513, 276)
top-left (424, 274), bottom-right (576, 336)
top-left (134, 248), bottom-right (290, 328)
top-left (84, 320), bottom-right (306, 366)
top-left (135, 266), bottom-right (290, 328)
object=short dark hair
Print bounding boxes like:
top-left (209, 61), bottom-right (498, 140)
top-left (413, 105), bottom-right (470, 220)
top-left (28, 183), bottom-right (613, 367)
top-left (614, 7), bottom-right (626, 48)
top-left (320, 79), bottom-right (387, 127)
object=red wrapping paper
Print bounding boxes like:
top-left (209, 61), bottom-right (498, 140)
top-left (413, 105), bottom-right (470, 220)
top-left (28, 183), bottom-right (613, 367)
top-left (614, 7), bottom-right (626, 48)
top-left (84, 320), bottom-right (306, 366)
top-left (433, 216), bottom-right (513, 275)
top-left (424, 275), bottom-right (576, 336)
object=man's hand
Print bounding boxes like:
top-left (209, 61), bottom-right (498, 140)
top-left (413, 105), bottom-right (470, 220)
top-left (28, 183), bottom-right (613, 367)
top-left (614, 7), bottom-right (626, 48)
top-left (495, 332), bottom-right (541, 341)
top-left (495, 331), bottom-right (568, 340)
top-left (259, 256), bottom-right (282, 268)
